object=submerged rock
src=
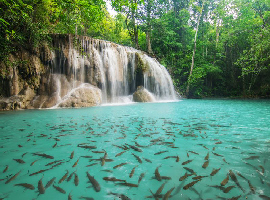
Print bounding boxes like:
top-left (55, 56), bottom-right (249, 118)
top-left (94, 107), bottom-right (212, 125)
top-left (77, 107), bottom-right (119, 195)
top-left (59, 84), bottom-right (102, 108)
top-left (133, 86), bottom-right (155, 102)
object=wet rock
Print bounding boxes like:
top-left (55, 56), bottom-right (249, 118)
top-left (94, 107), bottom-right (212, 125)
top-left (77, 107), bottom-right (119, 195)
top-left (59, 84), bottom-right (102, 108)
top-left (133, 86), bottom-right (155, 102)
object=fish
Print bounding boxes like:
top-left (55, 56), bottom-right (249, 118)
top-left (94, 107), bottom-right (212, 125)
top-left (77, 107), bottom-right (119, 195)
top-left (38, 176), bottom-right (45, 194)
top-left (223, 158), bottom-right (228, 164)
top-left (183, 167), bottom-right (196, 174)
top-left (53, 184), bottom-right (66, 194)
top-left (58, 170), bottom-right (69, 184)
top-left (236, 172), bottom-right (248, 181)
top-left (33, 153), bottom-right (54, 159)
top-left (3, 165), bottom-right (8, 173)
top-left (223, 185), bottom-right (235, 193)
top-left (259, 165), bottom-right (265, 174)
top-left (248, 180), bottom-right (256, 194)
top-left (67, 171), bottom-right (76, 182)
top-left (115, 151), bottom-right (126, 157)
top-left (86, 171), bottom-right (101, 192)
top-left (13, 159), bottom-right (25, 164)
top-left (243, 155), bottom-right (259, 160)
top-left (29, 169), bottom-right (50, 176)
top-left (81, 156), bottom-right (93, 158)
top-left (113, 162), bottom-right (129, 169)
top-left (52, 142), bottom-right (57, 148)
top-left (108, 192), bottom-right (131, 200)
top-left (189, 151), bottom-right (199, 155)
top-left (163, 187), bottom-right (175, 200)
top-left (192, 175), bottom-right (208, 180)
top-left (79, 196), bottom-right (95, 200)
top-left (229, 170), bottom-right (245, 192)
top-left (228, 195), bottom-right (242, 200)
top-left (117, 182), bottom-right (138, 187)
top-left (129, 165), bottom-right (138, 178)
top-left (45, 159), bottom-right (63, 166)
top-left (5, 170), bottom-right (21, 184)
top-left (205, 152), bottom-right (209, 160)
top-left (68, 193), bottom-right (72, 200)
top-left (179, 172), bottom-right (190, 181)
top-left (21, 152), bottom-right (28, 157)
top-left (70, 151), bottom-right (74, 159)
top-left (154, 151), bottom-right (168, 155)
top-left (155, 166), bottom-right (162, 181)
top-left (86, 163), bottom-right (98, 167)
top-left (132, 153), bottom-right (142, 163)
top-left (259, 195), bottom-right (270, 200)
top-left (210, 168), bottom-right (221, 176)
top-left (126, 144), bottom-right (143, 152)
top-left (176, 156), bottom-right (180, 162)
top-left (143, 158), bottom-right (152, 163)
top-left (103, 177), bottom-right (126, 182)
top-left (74, 173), bottom-right (79, 186)
top-left (183, 180), bottom-right (201, 190)
top-left (202, 160), bottom-right (209, 169)
top-left (155, 182), bottom-right (166, 195)
top-left (14, 183), bottom-right (35, 190)
top-left (45, 177), bottom-right (56, 189)
top-left (77, 144), bottom-right (97, 149)
top-left (221, 174), bottom-right (229, 186)
top-left (182, 159), bottom-right (193, 165)
top-left (138, 173), bottom-right (145, 184)
top-left (212, 152), bottom-right (223, 157)
top-left (72, 158), bottom-right (80, 167)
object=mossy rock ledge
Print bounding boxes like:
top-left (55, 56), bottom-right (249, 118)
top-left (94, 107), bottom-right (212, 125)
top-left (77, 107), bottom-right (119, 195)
top-left (133, 86), bottom-right (155, 102)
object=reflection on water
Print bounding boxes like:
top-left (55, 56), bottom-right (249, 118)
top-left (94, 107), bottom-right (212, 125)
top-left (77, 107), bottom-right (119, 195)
top-left (0, 100), bottom-right (270, 200)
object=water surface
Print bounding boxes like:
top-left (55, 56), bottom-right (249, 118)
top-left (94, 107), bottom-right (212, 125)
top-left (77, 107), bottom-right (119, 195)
top-left (0, 100), bottom-right (270, 199)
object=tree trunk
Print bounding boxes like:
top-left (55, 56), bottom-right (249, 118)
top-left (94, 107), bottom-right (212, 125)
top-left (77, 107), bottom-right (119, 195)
top-left (146, 0), bottom-right (153, 54)
top-left (186, 0), bottom-right (205, 97)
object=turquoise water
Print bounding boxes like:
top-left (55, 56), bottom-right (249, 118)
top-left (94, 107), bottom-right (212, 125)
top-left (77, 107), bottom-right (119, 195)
top-left (0, 100), bottom-right (270, 200)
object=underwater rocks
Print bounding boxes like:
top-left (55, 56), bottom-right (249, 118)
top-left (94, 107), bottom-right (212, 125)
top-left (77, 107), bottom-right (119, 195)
top-left (133, 86), bottom-right (156, 102)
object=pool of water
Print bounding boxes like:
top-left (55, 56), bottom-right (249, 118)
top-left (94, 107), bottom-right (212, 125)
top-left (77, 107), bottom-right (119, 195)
top-left (0, 99), bottom-right (270, 200)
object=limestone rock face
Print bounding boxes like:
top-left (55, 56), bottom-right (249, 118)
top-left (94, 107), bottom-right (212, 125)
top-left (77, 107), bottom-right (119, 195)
top-left (59, 84), bottom-right (102, 108)
top-left (133, 86), bottom-right (155, 102)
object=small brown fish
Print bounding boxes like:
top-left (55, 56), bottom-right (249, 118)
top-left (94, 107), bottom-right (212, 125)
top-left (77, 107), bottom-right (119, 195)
top-left (183, 180), bottom-right (201, 190)
top-left (138, 173), bottom-right (145, 184)
top-left (117, 182), bottom-right (138, 187)
top-left (259, 165), bottom-right (265, 174)
top-left (223, 185), bottom-right (235, 193)
top-left (176, 156), bottom-right (180, 162)
top-left (115, 151), bottom-right (126, 157)
top-left (52, 142), bottom-right (57, 148)
top-left (182, 159), bottom-right (193, 165)
top-left (210, 168), bottom-right (221, 176)
top-left (58, 170), bottom-right (69, 184)
top-left (30, 159), bottom-right (39, 166)
top-left (163, 187), bottom-right (175, 200)
top-left (67, 171), bottom-right (76, 182)
top-left (183, 167), bottom-right (196, 174)
top-left (3, 165), bottom-right (8, 173)
top-left (154, 150), bottom-right (168, 155)
top-left (5, 170), bottom-right (21, 184)
top-left (129, 165), bottom-right (138, 178)
top-left (74, 173), bottom-right (79, 186)
top-left (248, 180), bottom-right (256, 194)
top-left (202, 160), bottom-right (209, 169)
top-left (21, 152), bottom-right (27, 157)
top-left (192, 175), bottom-right (208, 180)
top-left (143, 158), bottom-right (152, 163)
top-left (72, 158), bottom-right (80, 167)
top-left (33, 153), bottom-right (54, 159)
top-left (30, 169), bottom-right (50, 176)
top-left (132, 153), bottom-right (142, 163)
top-left (221, 174), bottom-right (229, 186)
top-left (45, 177), bottom-right (56, 189)
top-left (70, 151), bottom-right (74, 159)
top-left (229, 170), bottom-right (245, 192)
top-left (38, 176), bottom-right (45, 194)
top-left (86, 172), bottom-right (101, 192)
top-left (204, 152), bottom-right (209, 160)
top-left (103, 177), bottom-right (126, 182)
top-left (212, 152), bottom-right (223, 157)
top-left (155, 166), bottom-right (162, 181)
top-left (189, 151), bottom-right (199, 155)
top-left (14, 183), bottom-right (35, 190)
top-left (53, 184), bottom-right (66, 194)
top-left (13, 159), bottom-right (25, 164)
top-left (113, 162), bottom-right (128, 169)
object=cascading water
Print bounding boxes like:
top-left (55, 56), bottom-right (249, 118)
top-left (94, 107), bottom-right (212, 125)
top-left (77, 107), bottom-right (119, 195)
top-left (41, 35), bottom-right (177, 108)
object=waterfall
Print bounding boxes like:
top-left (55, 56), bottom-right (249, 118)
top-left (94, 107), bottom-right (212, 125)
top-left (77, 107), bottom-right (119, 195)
top-left (41, 35), bottom-right (177, 108)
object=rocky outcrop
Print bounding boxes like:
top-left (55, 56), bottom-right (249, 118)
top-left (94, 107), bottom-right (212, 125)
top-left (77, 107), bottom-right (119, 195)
top-left (133, 86), bottom-right (155, 102)
top-left (58, 84), bottom-right (102, 108)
